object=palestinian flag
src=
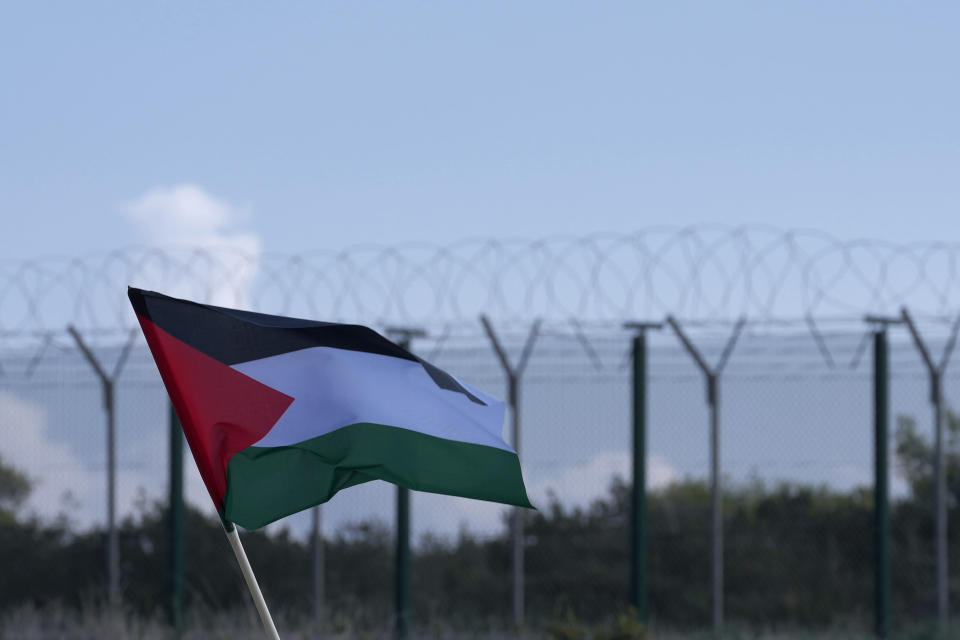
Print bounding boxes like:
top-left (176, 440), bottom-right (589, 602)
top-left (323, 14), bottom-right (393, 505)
top-left (129, 287), bottom-right (532, 529)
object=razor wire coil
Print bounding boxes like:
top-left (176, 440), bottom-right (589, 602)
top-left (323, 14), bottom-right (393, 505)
top-left (2, 226), bottom-right (960, 336)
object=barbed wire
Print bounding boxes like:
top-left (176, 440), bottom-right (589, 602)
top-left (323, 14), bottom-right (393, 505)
top-left (2, 226), bottom-right (960, 335)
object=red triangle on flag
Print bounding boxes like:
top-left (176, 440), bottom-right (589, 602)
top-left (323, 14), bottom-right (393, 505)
top-left (135, 314), bottom-right (294, 510)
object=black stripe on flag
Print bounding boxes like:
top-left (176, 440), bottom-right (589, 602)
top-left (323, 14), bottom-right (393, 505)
top-left (128, 288), bottom-right (485, 405)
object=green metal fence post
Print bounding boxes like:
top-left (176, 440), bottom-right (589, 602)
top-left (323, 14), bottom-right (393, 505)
top-left (873, 327), bottom-right (891, 639)
top-left (624, 322), bottom-right (661, 622)
top-left (386, 328), bottom-right (426, 640)
top-left (311, 505), bottom-right (324, 623)
top-left (395, 484), bottom-right (411, 639)
top-left (632, 333), bottom-right (647, 621)
top-left (169, 403), bottom-right (185, 636)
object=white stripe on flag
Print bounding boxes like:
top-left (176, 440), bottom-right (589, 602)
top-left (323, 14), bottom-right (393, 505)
top-left (232, 346), bottom-right (510, 451)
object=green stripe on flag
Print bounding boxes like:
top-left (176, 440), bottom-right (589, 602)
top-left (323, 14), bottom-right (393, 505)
top-left (223, 422), bottom-right (533, 529)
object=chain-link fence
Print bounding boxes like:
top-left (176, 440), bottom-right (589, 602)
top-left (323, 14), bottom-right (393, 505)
top-left (2, 230), bottom-right (960, 636)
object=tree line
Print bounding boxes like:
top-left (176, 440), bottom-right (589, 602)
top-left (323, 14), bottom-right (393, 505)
top-left (1, 414), bottom-right (958, 633)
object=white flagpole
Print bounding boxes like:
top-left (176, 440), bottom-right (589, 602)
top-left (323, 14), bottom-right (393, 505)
top-left (222, 520), bottom-right (281, 640)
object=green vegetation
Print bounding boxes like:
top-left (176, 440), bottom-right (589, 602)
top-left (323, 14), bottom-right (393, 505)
top-left (0, 452), bottom-right (30, 526)
top-left (1, 413), bottom-right (959, 637)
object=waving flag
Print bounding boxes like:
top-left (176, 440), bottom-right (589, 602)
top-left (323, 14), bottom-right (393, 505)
top-left (129, 287), bottom-right (532, 529)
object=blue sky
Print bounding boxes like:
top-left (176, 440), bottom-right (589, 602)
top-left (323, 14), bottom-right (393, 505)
top-left (2, 2), bottom-right (958, 261)
top-left (4, 3), bottom-right (960, 541)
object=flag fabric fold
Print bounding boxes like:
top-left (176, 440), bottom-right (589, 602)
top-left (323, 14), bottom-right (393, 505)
top-left (129, 287), bottom-right (532, 529)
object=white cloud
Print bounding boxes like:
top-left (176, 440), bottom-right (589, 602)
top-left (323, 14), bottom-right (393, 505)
top-left (412, 490), bottom-right (509, 539)
top-left (530, 451), bottom-right (677, 510)
top-left (0, 390), bottom-right (157, 528)
top-left (122, 184), bottom-right (261, 307)
top-left (124, 184), bottom-right (237, 241)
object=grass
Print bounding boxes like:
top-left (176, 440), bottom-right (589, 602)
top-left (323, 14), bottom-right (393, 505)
top-left (2, 605), bottom-right (958, 640)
